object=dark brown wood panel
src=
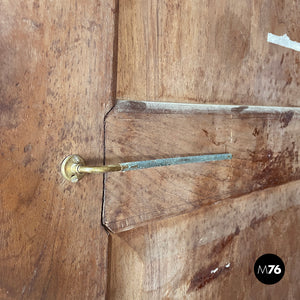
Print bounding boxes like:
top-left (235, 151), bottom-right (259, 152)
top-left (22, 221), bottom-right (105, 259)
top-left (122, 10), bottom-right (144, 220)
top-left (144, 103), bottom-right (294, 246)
top-left (117, 0), bottom-right (300, 106)
top-left (0, 1), bottom-right (117, 298)
top-left (103, 101), bottom-right (300, 232)
top-left (108, 182), bottom-right (300, 299)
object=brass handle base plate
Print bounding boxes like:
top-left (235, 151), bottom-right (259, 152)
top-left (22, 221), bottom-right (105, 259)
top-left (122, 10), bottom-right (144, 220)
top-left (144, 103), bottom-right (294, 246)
top-left (61, 154), bottom-right (86, 183)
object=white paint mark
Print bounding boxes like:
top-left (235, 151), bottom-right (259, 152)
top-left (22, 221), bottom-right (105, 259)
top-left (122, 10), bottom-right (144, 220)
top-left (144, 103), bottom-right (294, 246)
top-left (225, 263), bottom-right (231, 268)
top-left (267, 33), bottom-right (300, 52)
top-left (21, 285), bottom-right (26, 295)
top-left (211, 267), bottom-right (219, 274)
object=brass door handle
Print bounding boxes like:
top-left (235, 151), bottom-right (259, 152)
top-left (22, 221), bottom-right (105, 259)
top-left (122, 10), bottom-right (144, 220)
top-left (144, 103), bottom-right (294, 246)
top-left (61, 153), bottom-right (232, 183)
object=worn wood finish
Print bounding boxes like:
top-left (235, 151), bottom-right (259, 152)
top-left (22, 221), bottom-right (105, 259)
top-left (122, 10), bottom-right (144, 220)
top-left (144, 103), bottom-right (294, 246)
top-left (103, 100), bottom-right (300, 232)
top-left (108, 181), bottom-right (300, 299)
top-left (0, 1), bottom-right (117, 298)
top-left (108, 0), bottom-right (300, 297)
top-left (117, 0), bottom-right (300, 106)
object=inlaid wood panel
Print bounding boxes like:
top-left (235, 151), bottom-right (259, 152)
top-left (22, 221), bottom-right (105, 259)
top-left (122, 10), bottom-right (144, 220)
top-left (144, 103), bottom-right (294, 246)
top-left (0, 1), bottom-right (117, 298)
top-left (104, 100), bottom-right (300, 232)
top-left (108, 182), bottom-right (300, 299)
top-left (117, 0), bottom-right (300, 106)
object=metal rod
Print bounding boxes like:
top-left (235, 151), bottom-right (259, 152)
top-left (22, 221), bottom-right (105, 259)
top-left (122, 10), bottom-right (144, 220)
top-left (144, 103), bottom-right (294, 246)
top-left (61, 153), bottom-right (232, 183)
top-left (119, 154), bottom-right (232, 171)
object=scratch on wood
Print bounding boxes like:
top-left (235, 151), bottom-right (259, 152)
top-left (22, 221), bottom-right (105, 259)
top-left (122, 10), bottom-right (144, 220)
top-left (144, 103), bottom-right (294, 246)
top-left (187, 262), bottom-right (231, 292)
top-left (209, 227), bottom-right (240, 257)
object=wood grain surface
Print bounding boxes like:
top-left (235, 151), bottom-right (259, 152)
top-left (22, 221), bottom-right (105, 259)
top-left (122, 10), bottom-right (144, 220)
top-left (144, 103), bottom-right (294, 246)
top-left (103, 100), bottom-right (300, 232)
top-left (117, 0), bottom-right (300, 106)
top-left (108, 181), bottom-right (300, 299)
top-left (0, 1), bottom-right (117, 298)
top-left (106, 1), bottom-right (300, 298)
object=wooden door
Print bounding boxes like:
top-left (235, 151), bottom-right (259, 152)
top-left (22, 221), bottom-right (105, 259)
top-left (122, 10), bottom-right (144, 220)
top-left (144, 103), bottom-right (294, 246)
top-left (1, 1), bottom-right (300, 299)
top-left (0, 1), bottom-right (117, 298)
top-left (104, 1), bottom-right (300, 299)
